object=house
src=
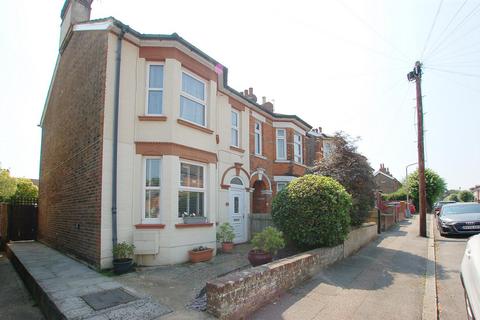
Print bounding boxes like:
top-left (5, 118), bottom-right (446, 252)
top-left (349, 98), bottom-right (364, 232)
top-left (39, 0), bottom-right (327, 269)
top-left (373, 164), bottom-right (402, 194)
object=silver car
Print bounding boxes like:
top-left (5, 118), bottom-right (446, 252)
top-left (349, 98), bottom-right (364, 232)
top-left (437, 203), bottom-right (480, 236)
top-left (461, 233), bottom-right (480, 320)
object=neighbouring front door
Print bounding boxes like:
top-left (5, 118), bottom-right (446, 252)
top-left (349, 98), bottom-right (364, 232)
top-left (229, 188), bottom-right (246, 243)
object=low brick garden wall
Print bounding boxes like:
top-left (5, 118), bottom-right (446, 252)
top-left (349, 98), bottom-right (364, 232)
top-left (206, 223), bottom-right (377, 319)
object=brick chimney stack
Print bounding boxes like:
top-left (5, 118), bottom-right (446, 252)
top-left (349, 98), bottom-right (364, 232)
top-left (244, 87), bottom-right (257, 103)
top-left (60, 0), bottom-right (93, 50)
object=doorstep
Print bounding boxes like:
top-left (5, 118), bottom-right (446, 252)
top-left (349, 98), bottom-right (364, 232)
top-left (6, 241), bottom-right (172, 319)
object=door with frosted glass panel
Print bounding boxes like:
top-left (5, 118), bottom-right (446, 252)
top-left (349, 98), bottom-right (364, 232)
top-left (229, 188), bottom-right (246, 243)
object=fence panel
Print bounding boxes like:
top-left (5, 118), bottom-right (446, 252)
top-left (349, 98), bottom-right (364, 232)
top-left (250, 213), bottom-right (274, 235)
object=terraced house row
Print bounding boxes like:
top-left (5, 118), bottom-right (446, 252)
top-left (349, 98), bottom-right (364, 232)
top-left (39, 0), bottom-right (334, 268)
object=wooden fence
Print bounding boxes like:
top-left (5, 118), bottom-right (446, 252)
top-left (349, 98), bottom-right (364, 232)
top-left (250, 213), bottom-right (274, 235)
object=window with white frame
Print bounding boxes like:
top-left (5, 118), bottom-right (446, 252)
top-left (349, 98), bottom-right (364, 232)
top-left (323, 142), bottom-right (332, 158)
top-left (294, 133), bottom-right (303, 163)
top-left (254, 121), bottom-right (262, 155)
top-left (277, 181), bottom-right (288, 192)
top-left (178, 162), bottom-right (205, 217)
top-left (144, 158), bottom-right (161, 220)
top-left (231, 111), bottom-right (239, 147)
top-left (180, 72), bottom-right (206, 126)
top-left (147, 64), bottom-right (164, 115)
top-left (276, 129), bottom-right (287, 160)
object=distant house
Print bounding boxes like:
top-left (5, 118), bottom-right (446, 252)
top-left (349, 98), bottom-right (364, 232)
top-left (471, 185), bottom-right (480, 201)
top-left (38, 0), bottom-right (331, 269)
top-left (374, 164), bottom-right (402, 194)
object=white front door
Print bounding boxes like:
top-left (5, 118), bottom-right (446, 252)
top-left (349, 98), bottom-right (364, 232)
top-left (229, 188), bottom-right (246, 243)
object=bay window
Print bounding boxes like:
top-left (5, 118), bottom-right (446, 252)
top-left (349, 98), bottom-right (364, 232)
top-left (178, 162), bottom-right (205, 217)
top-left (294, 133), bottom-right (303, 163)
top-left (146, 64), bottom-right (164, 115)
top-left (144, 158), bottom-right (161, 220)
top-left (180, 72), bottom-right (206, 126)
top-left (276, 129), bottom-right (286, 160)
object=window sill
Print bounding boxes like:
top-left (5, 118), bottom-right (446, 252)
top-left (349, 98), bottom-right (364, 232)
top-left (274, 160), bottom-right (289, 163)
top-left (230, 146), bottom-right (245, 153)
top-left (135, 224), bottom-right (166, 229)
top-left (138, 115), bottom-right (167, 121)
top-left (175, 223), bottom-right (214, 228)
top-left (253, 154), bottom-right (267, 160)
top-left (177, 119), bottom-right (213, 134)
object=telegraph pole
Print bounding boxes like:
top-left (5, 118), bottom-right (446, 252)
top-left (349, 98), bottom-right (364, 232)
top-left (408, 61), bottom-right (427, 237)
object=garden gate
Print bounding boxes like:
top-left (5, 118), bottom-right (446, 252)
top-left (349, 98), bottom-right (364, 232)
top-left (7, 198), bottom-right (38, 241)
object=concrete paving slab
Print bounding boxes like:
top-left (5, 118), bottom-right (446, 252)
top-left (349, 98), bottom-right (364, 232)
top-left (7, 242), bottom-right (172, 319)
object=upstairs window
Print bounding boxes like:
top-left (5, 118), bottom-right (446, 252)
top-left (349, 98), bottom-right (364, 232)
top-left (294, 133), bottom-right (303, 163)
top-left (231, 111), bottom-right (239, 147)
top-left (147, 65), bottom-right (164, 115)
top-left (324, 142), bottom-right (332, 158)
top-left (254, 121), bottom-right (262, 155)
top-left (276, 129), bottom-right (287, 160)
top-left (178, 162), bottom-right (205, 217)
top-left (144, 159), bottom-right (161, 220)
top-left (180, 72), bottom-right (206, 126)
top-left (277, 181), bottom-right (288, 192)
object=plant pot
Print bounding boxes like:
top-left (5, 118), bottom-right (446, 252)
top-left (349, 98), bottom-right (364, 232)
top-left (183, 216), bottom-right (207, 224)
top-left (221, 242), bottom-right (234, 253)
top-left (112, 258), bottom-right (134, 274)
top-left (188, 248), bottom-right (213, 263)
top-left (248, 250), bottom-right (273, 267)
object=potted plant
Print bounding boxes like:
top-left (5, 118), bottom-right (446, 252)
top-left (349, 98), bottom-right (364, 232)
top-left (112, 241), bottom-right (135, 274)
top-left (217, 223), bottom-right (235, 253)
top-left (248, 226), bottom-right (285, 267)
top-left (182, 212), bottom-right (207, 224)
top-left (188, 246), bottom-right (214, 263)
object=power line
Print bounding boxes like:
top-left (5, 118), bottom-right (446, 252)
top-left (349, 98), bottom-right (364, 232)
top-left (424, 0), bottom-right (469, 59)
top-left (421, 0), bottom-right (444, 59)
top-left (423, 65), bottom-right (480, 79)
top-left (426, 1), bottom-right (480, 61)
top-left (337, 0), bottom-right (411, 62)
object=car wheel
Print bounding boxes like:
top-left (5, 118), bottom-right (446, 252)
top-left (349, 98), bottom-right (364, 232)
top-left (464, 287), bottom-right (475, 320)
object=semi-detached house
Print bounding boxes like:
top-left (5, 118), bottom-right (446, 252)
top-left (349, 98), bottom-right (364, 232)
top-left (39, 0), bottom-right (329, 269)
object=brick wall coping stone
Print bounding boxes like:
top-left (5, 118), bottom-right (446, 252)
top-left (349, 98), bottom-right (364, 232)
top-left (206, 223), bottom-right (378, 319)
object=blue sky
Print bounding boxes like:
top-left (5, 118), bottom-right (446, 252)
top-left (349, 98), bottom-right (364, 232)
top-left (0, 0), bottom-right (479, 190)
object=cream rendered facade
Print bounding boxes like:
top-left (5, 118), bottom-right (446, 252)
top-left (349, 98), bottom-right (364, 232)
top-left (99, 31), bottom-right (251, 268)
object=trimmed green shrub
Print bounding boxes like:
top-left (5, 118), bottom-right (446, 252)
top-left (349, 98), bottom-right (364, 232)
top-left (272, 174), bottom-right (352, 248)
top-left (251, 226), bottom-right (285, 255)
top-left (444, 193), bottom-right (459, 202)
top-left (458, 190), bottom-right (474, 202)
top-left (382, 188), bottom-right (407, 201)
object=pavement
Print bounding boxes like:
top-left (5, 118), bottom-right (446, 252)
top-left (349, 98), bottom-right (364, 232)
top-left (0, 252), bottom-right (44, 319)
top-left (116, 243), bottom-right (252, 320)
top-left (434, 215), bottom-right (469, 320)
top-left (7, 242), bottom-right (172, 319)
top-left (250, 215), bottom-right (432, 320)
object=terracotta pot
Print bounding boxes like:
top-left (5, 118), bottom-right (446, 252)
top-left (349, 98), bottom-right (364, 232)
top-left (188, 248), bottom-right (214, 263)
top-left (222, 242), bottom-right (234, 253)
top-left (248, 250), bottom-right (273, 267)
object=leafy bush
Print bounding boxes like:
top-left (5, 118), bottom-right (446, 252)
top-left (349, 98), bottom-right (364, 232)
top-left (382, 188), bottom-right (407, 201)
top-left (406, 168), bottom-right (446, 211)
top-left (458, 190), bottom-right (474, 202)
top-left (444, 193), bottom-right (459, 202)
top-left (311, 132), bottom-right (375, 226)
top-left (251, 226), bottom-right (285, 255)
top-left (217, 223), bottom-right (235, 243)
top-left (14, 178), bottom-right (38, 198)
top-left (112, 242), bottom-right (135, 260)
top-left (272, 174), bottom-right (352, 248)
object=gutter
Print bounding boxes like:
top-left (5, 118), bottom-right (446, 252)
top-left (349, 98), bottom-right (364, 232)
top-left (111, 27), bottom-right (126, 248)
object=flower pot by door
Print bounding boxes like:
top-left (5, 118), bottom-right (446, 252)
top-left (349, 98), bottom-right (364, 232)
top-left (222, 242), bottom-right (234, 253)
top-left (188, 248), bottom-right (213, 263)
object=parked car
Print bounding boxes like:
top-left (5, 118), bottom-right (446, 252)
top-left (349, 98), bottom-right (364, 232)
top-left (437, 203), bottom-right (480, 236)
top-left (461, 234), bottom-right (480, 320)
top-left (433, 201), bottom-right (457, 215)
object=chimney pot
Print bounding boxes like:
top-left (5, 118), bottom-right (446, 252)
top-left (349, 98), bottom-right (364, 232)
top-left (249, 87), bottom-right (253, 95)
top-left (244, 89), bottom-right (248, 96)
top-left (262, 96), bottom-right (266, 104)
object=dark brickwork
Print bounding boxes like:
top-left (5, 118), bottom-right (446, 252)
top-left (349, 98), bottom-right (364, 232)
top-left (39, 30), bottom-right (108, 267)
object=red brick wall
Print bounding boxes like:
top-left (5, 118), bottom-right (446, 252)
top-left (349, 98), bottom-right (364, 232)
top-left (39, 30), bottom-right (108, 267)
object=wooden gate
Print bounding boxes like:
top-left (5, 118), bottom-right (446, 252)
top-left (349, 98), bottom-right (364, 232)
top-left (7, 198), bottom-right (38, 241)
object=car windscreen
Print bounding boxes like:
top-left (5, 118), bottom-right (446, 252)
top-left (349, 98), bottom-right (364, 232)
top-left (442, 204), bottom-right (480, 215)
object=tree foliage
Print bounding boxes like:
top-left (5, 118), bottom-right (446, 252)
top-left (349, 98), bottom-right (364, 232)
top-left (444, 190), bottom-right (474, 202)
top-left (14, 178), bottom-right (38, 198)
top-left (311, 132), bottom-right (376, 225)
top-left (406, 169), bottom-right (446, 210)
top-left (444, 193), bottom-right (459, 202)
top-left (272, 174), bottom-right (352, 248)
top-left (382, 187), bottom-right (407, 201)
top-left (0, 168), bottom-right (17, 199)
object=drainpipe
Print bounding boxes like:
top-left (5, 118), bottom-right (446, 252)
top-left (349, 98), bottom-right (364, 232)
top-left (112, 28), bottom-right (126, 248)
